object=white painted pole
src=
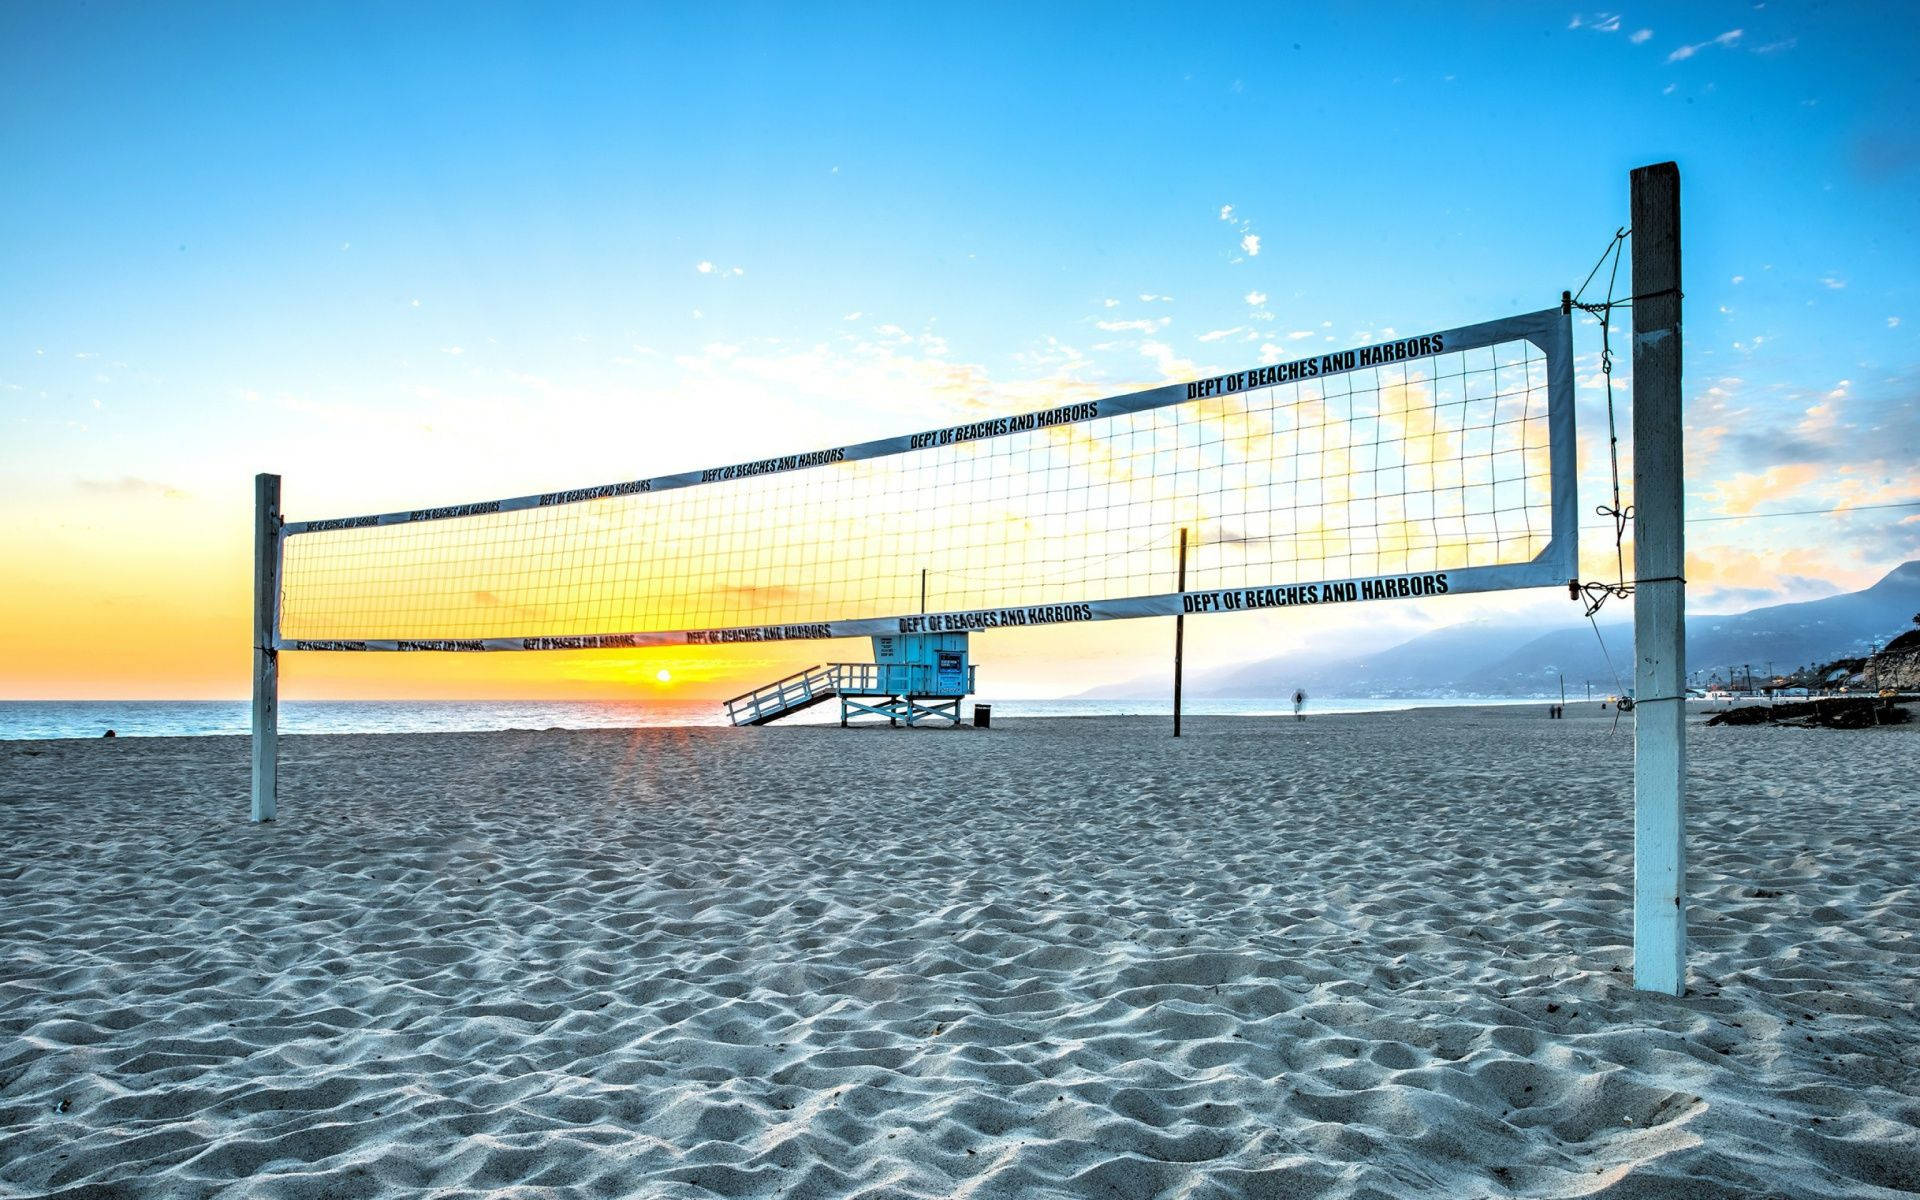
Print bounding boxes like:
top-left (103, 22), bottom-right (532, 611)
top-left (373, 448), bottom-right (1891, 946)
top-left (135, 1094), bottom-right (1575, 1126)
top-left (1630, 163), bottom-right (1685, 994)
top-left (252, 473), bottom-right (281, 822)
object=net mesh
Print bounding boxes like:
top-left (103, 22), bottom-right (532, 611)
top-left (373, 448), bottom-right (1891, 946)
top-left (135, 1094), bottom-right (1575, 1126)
top-left (279, 335), bottom-right (1554, 641)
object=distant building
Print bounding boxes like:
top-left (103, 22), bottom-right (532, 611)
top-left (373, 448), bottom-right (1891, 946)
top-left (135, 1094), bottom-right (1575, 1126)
top-left (1866, 630), bottom-right (1920, 693)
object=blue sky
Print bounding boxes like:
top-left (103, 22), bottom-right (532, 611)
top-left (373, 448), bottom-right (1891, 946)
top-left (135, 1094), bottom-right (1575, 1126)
top-left (2, 2), bottom-right (1916, 697)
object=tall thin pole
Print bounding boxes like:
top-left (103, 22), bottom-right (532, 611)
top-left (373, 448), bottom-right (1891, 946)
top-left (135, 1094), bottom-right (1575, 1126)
top-left (1630, 162), bottom-right (1686, 995)
top-left (1173, 528), bottom-right (1188, 738)
top-left (921, 568), bottom-right (928, 614)
top-left (252, 473), bottom-right (282, 823)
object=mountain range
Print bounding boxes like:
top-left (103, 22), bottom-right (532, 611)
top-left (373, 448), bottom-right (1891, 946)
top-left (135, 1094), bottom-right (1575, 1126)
top-left (1081, 560), bottom-right (1920, 699)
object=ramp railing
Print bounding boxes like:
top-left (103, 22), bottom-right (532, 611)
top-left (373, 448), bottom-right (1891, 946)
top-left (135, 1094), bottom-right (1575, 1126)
top-left (724, 664), bottom-right (839, 725)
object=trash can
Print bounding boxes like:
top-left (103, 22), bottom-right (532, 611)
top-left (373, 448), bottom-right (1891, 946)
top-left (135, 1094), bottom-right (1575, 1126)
top-left (973, 703), bottom-right (992, 729)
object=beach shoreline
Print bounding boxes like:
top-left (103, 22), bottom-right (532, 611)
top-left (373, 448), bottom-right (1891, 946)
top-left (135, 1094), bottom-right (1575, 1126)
top-left (0, 695), bottom-right (1817, 743)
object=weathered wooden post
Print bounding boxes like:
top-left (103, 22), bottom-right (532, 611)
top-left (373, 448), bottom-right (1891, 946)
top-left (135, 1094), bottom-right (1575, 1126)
top-left (252, 472), bottom-right (281, 822)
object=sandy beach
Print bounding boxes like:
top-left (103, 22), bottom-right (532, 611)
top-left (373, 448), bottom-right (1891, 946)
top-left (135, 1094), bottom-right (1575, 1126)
top-left (2, 706), bottom-right (1916, 1198)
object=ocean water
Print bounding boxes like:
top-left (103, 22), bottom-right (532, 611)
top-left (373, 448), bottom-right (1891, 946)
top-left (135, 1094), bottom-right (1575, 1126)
top-left (0, 696), bottom-right (1556, 741)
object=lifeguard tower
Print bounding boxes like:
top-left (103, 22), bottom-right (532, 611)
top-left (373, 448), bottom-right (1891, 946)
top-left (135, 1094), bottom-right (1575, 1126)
top-left (723, 632), bottom-right (976, 727)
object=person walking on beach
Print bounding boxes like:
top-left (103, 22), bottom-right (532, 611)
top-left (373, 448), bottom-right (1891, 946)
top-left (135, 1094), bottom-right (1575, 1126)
top-left (1293, 689), bottom-right (1306, 721)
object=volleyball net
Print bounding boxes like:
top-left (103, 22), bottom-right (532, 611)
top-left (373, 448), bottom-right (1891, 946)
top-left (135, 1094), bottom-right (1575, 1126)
top-left (274, 306), bottom-right (1576, 651)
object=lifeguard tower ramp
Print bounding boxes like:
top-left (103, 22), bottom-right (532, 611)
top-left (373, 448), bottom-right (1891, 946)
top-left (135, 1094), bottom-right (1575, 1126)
top-left (724, 633), bottom-right (975, 727)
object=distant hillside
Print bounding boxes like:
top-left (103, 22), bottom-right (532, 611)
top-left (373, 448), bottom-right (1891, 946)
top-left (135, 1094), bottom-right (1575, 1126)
top-left (1686, 560), bottom-right (1920, 677)
top-left (1081, 560), bottom-right (1920, 699)
top-left (1204, 620), bottom-right (1574, 698)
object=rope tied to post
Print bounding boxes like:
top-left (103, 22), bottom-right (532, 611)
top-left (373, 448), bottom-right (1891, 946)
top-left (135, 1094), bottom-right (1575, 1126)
top-left (1562, 228), bottom-right (1684, 622)
top-left (1576, 229), bottom-right (1633, 617)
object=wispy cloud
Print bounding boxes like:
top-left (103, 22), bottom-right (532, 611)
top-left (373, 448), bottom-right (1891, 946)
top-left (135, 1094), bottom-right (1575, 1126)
top-left (1820, 275), bottom-right (1846, 290)
top-left (76, 476), bottom-right (190, 500)
top-left (1138, 339), bottom-right (1198, 381)
top-left (1792, 382), bottom-right (1846, 440)
top-left (1667, 28), bottom-right (1741, 62)
top-left (1244, 290), bottom-right (1267, 306)
top-left (1630, 28), bottom-right (1651, 44)
top-left (1705, 462), bottom-right (1821, 515)
top-left (1197, 327), bottom-right (1244, 343)
top-left (1096, 317), bottom-right (1172, 334)
top-left (1221, 204), bottom-right (1261, 261)
top-left (1685, 545), bottom-right (1881, 610)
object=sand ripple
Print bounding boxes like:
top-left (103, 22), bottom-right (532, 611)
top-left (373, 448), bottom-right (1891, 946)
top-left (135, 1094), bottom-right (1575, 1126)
top-left (2, 709), bottom-right (1917, 1197)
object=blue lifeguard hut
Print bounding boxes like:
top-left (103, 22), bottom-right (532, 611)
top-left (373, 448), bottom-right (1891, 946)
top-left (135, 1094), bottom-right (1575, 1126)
top-left (723, 632), bottom-right (976, 727)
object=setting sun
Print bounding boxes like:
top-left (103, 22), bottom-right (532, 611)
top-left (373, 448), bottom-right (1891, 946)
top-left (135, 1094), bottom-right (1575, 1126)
top-left (655, 669), bottom-right (672, 684)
